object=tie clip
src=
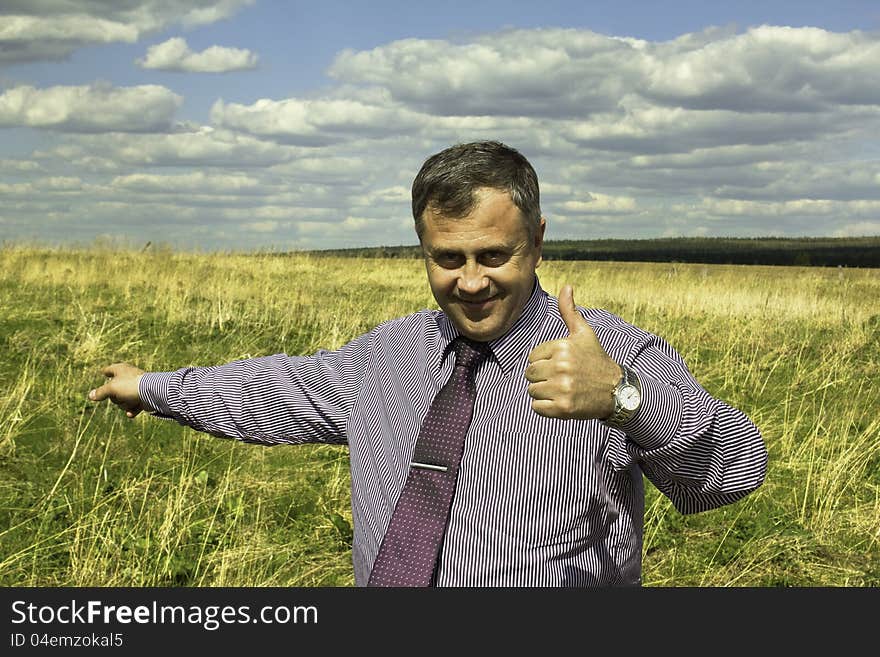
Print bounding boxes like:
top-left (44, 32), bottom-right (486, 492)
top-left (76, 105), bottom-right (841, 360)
top-left (410, 461), bottom-right (448, 472)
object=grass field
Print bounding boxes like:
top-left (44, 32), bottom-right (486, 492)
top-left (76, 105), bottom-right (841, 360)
top-left (0, 244), bottom-right (878, 586)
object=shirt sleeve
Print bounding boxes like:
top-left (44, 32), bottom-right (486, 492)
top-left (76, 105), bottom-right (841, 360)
top-left (137, 328), bottom-right (376, 446)
top-left (604, 329), bottom-right (769, 515)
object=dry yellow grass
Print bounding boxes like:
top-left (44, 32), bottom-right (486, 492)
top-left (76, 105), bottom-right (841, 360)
top-left (0, 244), bottom-right (877, 586)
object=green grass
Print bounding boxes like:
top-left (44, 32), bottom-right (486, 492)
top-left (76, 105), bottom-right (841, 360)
top-left (0, 244), bottom-right (878, 586)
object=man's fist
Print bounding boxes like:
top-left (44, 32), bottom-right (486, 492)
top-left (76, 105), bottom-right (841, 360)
top-left (88, 363), bottom-right (146, 418)
top-left (525, 285), bottom-right (621, 420)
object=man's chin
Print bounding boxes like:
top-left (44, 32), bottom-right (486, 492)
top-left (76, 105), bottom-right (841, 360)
top-left (453, 316), bottom-right (505, 343)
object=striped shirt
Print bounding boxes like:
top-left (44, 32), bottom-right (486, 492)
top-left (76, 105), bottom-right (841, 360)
top-left (140, 276), bottom-right (768, 586)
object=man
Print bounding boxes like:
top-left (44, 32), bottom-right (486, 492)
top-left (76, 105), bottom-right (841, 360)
top-left (89, 141), bottom-right (768, 586)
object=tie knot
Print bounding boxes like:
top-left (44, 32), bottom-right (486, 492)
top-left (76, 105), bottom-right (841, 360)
top-left (452, 337), bottom-right (491, 372)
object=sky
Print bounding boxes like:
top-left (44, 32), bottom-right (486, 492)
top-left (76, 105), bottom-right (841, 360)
top-left (1, 0), bottom-right (880, 251)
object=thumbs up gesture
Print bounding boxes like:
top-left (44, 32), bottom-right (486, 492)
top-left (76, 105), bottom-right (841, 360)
top-left (525, 285), bottom-right (622, 420)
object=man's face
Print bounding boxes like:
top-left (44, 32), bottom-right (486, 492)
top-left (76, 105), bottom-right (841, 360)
top-left (420, 187), bottom-right (545, 343)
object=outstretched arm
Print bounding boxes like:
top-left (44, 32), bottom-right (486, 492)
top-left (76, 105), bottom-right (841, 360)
top-left (87, 327), bottom-right (378, 446)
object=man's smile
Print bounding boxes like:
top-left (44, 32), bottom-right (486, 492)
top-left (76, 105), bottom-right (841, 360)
top-left (456, 294), bottom-right (499, 313)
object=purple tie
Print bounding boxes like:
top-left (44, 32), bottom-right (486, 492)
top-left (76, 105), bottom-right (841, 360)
top-left (368, 336), bottom-right (491, 587)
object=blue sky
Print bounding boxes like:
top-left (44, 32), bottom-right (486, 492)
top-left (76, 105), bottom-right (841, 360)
top-left (2, 0), bottom-right (879, 250)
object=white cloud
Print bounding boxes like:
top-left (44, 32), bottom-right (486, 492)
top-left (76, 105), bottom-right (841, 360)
top-left (34, 176), bottom-right (83, 191)
top-left (0, 14), bottom-right (138, 45)
top-left (330, 25), bottom-right (880, 118)
top-left (350, 186), bottom-right (411, 207)
top-left (557, 193), bottom-right (639, 215)
top-left (210, 87), bottom-right (558, 151)
top-left (37, 127), bottom-right (296, 166)
top-left (643, 26), bottom-right (880, 111)
top-left (0, 182), bottom-right (36, 197)
top-left (0, 83), bottom-right (181, 132)
top-left (557, 141), bottom-right (876, 199)
top-left (269, 156), bottom-right (369, 183)
top-left (712, 161), bottom-right (880, 201)
top-left (138, 37), bottom-right (258, 72)
top-left (0, 1), bottom-right (255, 64)
top-left (0, 177), bottom-right (92, 197)
top-left (220, 206), bottom-right (337, 221)
top-left (327, 25), bottom-right (880, 158)
top-left (678, 197), bottom-right (880, 217)
top-left (560, 103), bottom-right (876, 154)
top-left (175, 0), bottom-right (257, 28)
top-left (628, 144), bottom-right (806, 169)
top-left (210, 97), bottom-right (426, 144)
top-left (329, 29), bottom-right (641, 118)
top-left (833, 221), bottom-right (880, 237)
top-left (0, 159), bottom-right (43, 173)
top-left (296, 215), bottom-right (397, 237)
top-left (4, 23), bottom-right (880, 249)
top-left (244, 221), bottom-right (280, 233)
top-left (111, 171), bottom-right (265, 194)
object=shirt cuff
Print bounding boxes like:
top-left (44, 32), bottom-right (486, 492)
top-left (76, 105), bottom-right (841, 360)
top-left (610, 370), bottom-right (683, 451)
top-left (139, 371), bottom-right (176, 418)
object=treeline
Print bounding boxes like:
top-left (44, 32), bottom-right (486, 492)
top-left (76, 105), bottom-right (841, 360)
top-left (303, 236), bottom-right (880, 267)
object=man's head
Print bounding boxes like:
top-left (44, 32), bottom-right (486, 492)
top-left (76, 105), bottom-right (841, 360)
top-left (412, 141), bottom-right (546, 343)
top-left (411, 141), bottom-right (542, 241)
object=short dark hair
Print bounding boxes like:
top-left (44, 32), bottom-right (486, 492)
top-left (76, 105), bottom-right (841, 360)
top-left (411, 141), bottom-right (541, 238)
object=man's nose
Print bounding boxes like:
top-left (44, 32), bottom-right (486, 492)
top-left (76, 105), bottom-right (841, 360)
top-left (457, 262), bottom-right (488, 295)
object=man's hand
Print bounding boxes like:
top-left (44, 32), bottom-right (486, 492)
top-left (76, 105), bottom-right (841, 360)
top-left (88, 363), bottom-right (146, 418)
top-left (525, 285), bottom-right (622, 420)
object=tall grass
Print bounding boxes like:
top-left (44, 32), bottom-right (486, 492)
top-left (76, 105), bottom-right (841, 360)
top-left (0, 244), bottom-right (877, 586)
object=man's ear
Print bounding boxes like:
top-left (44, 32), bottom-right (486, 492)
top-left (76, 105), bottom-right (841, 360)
top-left (534, 216), bottom-right (546, 267)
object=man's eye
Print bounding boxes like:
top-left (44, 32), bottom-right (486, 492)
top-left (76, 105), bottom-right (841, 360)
top-left (435, 253), bottom-right (462, 268)
top-left (481, 252), bottom-right (508, 266)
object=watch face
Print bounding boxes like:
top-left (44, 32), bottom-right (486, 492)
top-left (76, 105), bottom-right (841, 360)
top-left (619, 384), bottom-right (641, 411)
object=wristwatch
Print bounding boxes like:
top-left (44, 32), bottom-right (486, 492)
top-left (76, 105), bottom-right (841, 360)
top-left (605, 364), bottom-right (642, 428)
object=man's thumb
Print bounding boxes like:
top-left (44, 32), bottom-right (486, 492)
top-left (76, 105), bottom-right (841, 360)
top-left (559, 284), bottom-right (589, 335)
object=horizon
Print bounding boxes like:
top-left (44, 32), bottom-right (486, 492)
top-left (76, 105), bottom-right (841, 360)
top-left (2, 1), bottom-right (880, 251)
top-left (5, 233), bottom-right (877, 257)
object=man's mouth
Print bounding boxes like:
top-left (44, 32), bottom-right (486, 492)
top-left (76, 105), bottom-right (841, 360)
top-left (457, 295), bottom-right (497, 311)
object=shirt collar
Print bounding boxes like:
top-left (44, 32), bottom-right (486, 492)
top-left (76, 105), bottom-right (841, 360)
top-left (433, 276), bottom-right (548, 374)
